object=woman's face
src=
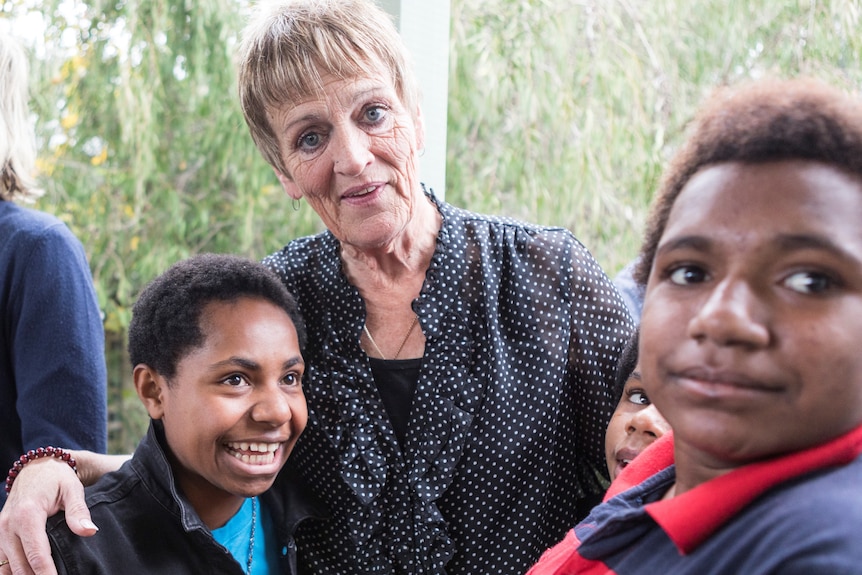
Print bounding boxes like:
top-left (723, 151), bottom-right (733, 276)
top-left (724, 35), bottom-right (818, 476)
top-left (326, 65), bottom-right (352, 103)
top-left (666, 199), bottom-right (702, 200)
top-left (641, 160), bottom-right (862, 470)
top-left (269, 69), bottom-right (425, 251)
top-left (605, 365), bottom-right (671, 480)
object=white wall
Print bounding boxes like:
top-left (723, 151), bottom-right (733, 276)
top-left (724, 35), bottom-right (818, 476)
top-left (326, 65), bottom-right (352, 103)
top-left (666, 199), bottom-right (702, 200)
top-left (379, 0), bottom-right (451, 198)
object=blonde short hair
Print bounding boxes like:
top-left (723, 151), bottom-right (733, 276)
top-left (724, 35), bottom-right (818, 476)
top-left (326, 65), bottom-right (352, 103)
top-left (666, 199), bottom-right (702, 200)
top-left (0, 35), bottom-right (41, 201)
top-left (236, 0), bottom-right (420, 175)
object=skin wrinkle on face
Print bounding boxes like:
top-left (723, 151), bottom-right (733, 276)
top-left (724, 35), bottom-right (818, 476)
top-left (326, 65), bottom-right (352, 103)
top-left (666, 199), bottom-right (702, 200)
top-left (268, 70), bottom-right (429, 256)
top-left (640, 159), bottom-right (862, 495)
top-left (140, 297), bottom-right (306, 528)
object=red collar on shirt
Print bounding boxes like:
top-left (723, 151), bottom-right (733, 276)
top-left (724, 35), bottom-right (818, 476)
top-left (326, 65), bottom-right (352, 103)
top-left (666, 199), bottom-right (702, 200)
top-left (604, 424), bottom-right (862, 554)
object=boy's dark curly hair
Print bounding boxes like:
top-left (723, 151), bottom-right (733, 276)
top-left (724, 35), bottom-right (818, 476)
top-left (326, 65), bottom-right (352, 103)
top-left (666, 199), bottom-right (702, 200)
top-left (635, 78), bottom-right (862, 286)
top-left (128, 253), bottom-right (306, 380)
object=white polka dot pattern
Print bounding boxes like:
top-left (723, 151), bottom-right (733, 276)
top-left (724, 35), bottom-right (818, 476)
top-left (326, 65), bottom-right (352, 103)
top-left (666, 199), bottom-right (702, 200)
top-left (263, 190), bottom-right (634, 574)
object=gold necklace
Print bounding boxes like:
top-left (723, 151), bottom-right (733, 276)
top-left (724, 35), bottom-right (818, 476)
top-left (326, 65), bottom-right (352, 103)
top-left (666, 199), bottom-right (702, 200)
top-left (363, 315), bottom-right (419, 360)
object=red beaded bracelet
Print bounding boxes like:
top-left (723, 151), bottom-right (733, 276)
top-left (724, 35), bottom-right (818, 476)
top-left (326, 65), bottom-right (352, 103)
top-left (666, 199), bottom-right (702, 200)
top-left (5, 446), bottom-right (77, 494)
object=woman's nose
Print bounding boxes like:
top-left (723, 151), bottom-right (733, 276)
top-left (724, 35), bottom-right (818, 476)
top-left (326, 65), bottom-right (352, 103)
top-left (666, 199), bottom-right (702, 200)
top-left (686, 279), bottom-right (770, 348)
top-left (333, 127), bottom-right (373, 177)
top-left (626, 405), bottom-right (670, 438)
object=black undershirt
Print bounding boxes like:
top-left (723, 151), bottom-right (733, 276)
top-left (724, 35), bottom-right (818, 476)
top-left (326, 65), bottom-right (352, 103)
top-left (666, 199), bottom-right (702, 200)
top-left (368, 357), bottom-right (422, 448)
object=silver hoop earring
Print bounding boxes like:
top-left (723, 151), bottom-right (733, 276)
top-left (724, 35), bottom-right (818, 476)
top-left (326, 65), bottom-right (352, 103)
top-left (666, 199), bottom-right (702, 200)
top-left (418, 147), bottom-right (426, 157)
top-left (291, 198), bottom-right (301, 211)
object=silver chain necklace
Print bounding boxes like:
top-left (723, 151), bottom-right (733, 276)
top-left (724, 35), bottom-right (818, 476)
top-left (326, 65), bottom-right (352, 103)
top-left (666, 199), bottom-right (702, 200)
top-left (363, 315), bottom-right (419, 360)
top-left (245, 496), bottom-right (257, 575)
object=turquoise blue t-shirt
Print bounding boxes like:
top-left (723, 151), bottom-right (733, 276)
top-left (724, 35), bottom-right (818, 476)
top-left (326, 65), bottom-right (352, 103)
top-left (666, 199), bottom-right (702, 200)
top-left (211, 497), bottom-right (278, 574)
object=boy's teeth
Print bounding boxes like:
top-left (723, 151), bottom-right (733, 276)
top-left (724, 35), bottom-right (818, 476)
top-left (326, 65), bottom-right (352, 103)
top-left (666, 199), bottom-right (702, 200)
top-left (231, 451), bottom-right (276, 465)
top-left (227, 441), bottom-right (280, 453)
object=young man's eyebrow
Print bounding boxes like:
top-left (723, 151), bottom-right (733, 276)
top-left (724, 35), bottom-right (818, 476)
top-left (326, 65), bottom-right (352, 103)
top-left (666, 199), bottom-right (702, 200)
top-left (657, 232), bottom-right (859, 264)
top-left (775, 233), bottom-right (858, 261)
top-left (282, 357), bottom-right (304, 370)
top-left (655, 235), bottom-right (711, 256)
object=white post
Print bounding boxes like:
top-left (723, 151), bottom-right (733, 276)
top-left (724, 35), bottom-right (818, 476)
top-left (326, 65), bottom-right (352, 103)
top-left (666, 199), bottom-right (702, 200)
top-left (380, 0), bottom-right (450, 199)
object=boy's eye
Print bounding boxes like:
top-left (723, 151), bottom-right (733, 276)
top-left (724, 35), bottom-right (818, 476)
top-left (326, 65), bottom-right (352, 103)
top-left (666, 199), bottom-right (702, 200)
top-left (222, 374), bottom-right (249, 387)
top-left (668, 265), bottom-right (708, 285)
top-left (626, 389), bottom-right (650, 406)
top-left (282, 372), bottom-right (301, 386)
top-left (783, 271), bottom-right (834, 294)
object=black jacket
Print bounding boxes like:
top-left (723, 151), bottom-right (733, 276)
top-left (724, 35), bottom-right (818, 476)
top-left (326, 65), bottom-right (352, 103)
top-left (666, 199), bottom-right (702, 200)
top-left (47, 420), bottom-right (322, 574)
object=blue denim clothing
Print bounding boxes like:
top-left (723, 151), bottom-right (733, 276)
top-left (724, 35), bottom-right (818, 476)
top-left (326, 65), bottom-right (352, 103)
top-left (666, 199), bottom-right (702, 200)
top-left (47, 421), bottom-right (322, 575)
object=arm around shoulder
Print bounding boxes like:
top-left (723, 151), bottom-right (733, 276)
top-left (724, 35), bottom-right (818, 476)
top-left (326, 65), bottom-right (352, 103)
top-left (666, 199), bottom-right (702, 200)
top-left (0, 450), bottom-right (126, 574)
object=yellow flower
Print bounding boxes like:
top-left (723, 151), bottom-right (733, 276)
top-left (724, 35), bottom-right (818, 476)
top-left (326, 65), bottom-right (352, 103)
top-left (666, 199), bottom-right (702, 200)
top-left (35, 157), bottom-right (55, 176)
top-left (60, 113), bottom-right (79, 131)
top-left (91, 147), bottom-right (108, 166)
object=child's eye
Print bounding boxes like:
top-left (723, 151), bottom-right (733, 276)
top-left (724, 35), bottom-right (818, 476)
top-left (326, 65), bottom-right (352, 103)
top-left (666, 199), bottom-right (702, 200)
top-left (626, 389), bottom-right (651, 406)
top-left (783, 271), bottom-right (835, 294)
top-left (282, 372), bottom-right (302, 387)
top-left (668, 265), bottom-right (708, 285)
top-left (221, 374), bottom-right (249, 387)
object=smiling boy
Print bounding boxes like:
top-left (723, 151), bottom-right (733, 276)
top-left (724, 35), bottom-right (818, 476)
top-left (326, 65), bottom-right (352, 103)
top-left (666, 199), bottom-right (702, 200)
top-left (44, 254), bottom-right (320, 575)
top-left (529, 78), bottom-right (862, 574)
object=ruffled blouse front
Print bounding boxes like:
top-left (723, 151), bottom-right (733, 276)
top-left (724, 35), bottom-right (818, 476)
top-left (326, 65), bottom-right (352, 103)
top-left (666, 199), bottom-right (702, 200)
top-left (264, 191), bottom-right (633, 574)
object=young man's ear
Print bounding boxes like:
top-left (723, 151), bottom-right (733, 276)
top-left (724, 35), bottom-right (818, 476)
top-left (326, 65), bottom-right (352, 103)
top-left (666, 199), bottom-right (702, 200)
top-left (134, 364), bottom-right (168, 420)
top-left (274, 168), bottom-right (302, 201)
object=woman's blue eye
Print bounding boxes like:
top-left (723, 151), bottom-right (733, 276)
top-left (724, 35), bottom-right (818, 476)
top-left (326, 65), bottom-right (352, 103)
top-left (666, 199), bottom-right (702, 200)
top-left (669, 265), bottom-right (707, 285)
top-left (299, 132), bottom-right (321, 149)
top-left (784, 271), bottom-right (833, 294)
top-left (364, 106), bottom-right (386, 123)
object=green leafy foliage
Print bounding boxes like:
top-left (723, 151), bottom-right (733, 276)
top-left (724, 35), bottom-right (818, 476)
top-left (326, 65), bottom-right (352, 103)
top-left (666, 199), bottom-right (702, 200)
top-left (447, 0), bottom-right (862, 272)
top-left (2, 0), bottom-right (860, 450)
top-left (3, 0), bottom-right (323, 449)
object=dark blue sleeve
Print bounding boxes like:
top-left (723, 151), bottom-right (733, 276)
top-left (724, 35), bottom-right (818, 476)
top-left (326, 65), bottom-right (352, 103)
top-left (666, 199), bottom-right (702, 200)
top-left (11, 222), bottom-right (108, 454)
top-left (612, 258), bottom-right (643, 323)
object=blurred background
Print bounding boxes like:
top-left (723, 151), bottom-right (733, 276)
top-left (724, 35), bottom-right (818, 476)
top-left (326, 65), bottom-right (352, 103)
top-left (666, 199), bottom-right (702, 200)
top-left (2, 0), bottom-right (860, 452)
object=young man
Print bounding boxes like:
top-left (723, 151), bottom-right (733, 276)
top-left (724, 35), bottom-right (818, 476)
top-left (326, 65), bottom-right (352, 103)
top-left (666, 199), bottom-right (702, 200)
top-left (530, 77), bottom-right (862, 573)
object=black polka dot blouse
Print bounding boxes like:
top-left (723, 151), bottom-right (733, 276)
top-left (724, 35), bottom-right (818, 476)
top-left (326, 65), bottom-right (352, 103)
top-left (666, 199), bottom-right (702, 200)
top-left (263, 190), bottom-right (634, 575)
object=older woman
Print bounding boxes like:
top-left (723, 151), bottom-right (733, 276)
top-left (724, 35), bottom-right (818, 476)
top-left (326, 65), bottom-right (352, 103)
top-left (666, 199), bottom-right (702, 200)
top-left (0, 1), bottom-right (632, 574)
